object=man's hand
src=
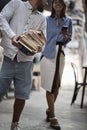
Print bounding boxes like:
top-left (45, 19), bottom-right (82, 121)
top-left (11, 36), bottom-right (42, 56)
top-left (11, 35), bottom-right (22, 48)
top-left (37, 46), bottom-right (42, 52)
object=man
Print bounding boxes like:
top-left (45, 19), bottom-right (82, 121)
top-left (0, 0), bottom-right (46, 130)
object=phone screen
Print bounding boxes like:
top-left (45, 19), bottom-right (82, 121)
top-left (61, 26), bottom-right (68, 31)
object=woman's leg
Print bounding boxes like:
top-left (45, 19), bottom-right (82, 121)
top-left (53, 75), bottom-right (60, 102)
top-left (46, 75), bottom-right (60, 118)
top-left (46, 91), bottom-right (55, 118)
top-left (46, 89), bottom-right (61, 129)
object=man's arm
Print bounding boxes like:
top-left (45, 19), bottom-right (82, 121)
top-left (40, 15), bottom-right (47, 52)
top-left (40, 15), bottom-right (47, 39)
top-left (0, 0), bottom-right (19, 39)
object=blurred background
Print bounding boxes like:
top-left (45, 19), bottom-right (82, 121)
top-left (0, 2), bottom-right (87, 129)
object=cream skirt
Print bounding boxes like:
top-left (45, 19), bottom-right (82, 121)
top-left (40, 46), bottom-right (65, 92)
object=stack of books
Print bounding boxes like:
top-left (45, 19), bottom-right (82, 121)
top-left (18, 29), bottom-right (46, 55)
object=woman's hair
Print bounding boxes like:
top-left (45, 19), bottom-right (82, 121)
top-left (50, 0), bottom-right (66, 18)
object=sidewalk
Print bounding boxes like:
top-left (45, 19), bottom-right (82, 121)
top-left (0, 59), bottom-right (87, 130)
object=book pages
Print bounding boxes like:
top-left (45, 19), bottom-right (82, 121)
top-left (18, 29), bottom-right (46, 54)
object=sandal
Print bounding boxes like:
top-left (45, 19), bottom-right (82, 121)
top-left (50, 117), bottom-right (61, 130)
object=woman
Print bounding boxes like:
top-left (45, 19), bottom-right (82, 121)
top-left (40, 0), bottom-right (72, 130)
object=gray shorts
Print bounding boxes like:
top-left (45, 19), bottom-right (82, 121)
top-left (0, 56), bottom-right (33, 100)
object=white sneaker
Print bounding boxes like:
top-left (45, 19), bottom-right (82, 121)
top-left (10, 122), bottom-right (21, 130)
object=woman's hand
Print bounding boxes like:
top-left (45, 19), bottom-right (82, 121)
top-left (61, 29), bottom-right (68, 42)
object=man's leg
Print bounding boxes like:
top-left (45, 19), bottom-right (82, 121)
top-left (10, 61), bottom-right (33, 130)
top-left (11, 99), bottom-right (25, 130)
top-left (12, 99), bottom-right (25, 122)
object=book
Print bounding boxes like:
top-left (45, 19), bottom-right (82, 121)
top-left (18, 29), bottom-right (46, 55)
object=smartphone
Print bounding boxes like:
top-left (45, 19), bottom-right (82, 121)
top-left (61, 26), bottom-right (68, 31)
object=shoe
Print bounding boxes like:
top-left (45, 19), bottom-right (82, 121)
top-left (50, 117), bottom-right (61, 130)
top-left (10, 122), bottom-right (21, 130)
